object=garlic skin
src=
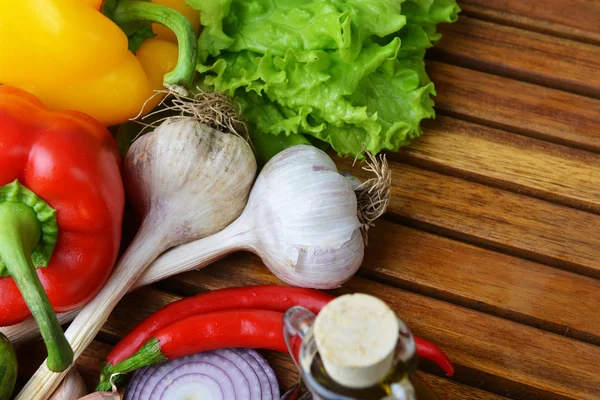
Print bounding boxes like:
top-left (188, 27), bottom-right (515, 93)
top-left (139, 145), bottom-right (365, 289)
top-left (77, 393), bottom-right (120, 400)
top-left (245, 145), bottom-right (364, 288)
top-left (126, 118), bottom-right (256, 245)
top-left (49, 369), bottom-right (87, 400)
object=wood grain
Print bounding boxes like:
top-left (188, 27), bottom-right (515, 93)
top-left (346, 279), bottom-right (600, 400)
top-left (434, 17), bottom-right (600, 98)
top-left (157, 260), bottom-right (600, 399)
top-left (100, 289), bottom-right (181, 342)
top-left (76, 341), bottom-right (111, 390)
top-left (429, 62), bottom-right (600, 152)
top-left (417, 372), bottom-right (510, 400)
top-left (396, 116), bottom-right (600, 212)
top-left (362, 221), bottom-right (600, 345)
top-left (335, 158), bottom-right (600, 278)
top-left (459, 0), bottom-right (600, 44)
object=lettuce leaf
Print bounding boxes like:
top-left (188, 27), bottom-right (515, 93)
top-left (190, 0), bottom-right (460, 157)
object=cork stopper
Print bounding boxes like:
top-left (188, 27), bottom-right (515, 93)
top-left (313, 293), bottom-right (399, 389)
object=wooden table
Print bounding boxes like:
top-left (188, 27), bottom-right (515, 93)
top-left (16, 1), bottom-right (600, 399)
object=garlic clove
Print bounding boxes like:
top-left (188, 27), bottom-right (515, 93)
top-left (77, 393), bottom-right (120, 400)
top-left (49, 369), bottom-right (87, 400)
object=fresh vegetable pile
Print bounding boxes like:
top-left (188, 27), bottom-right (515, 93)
top-left (0, 0), bottom-right (460, 398)
top-left (191, 0), bottom-right (460, 158)
top-left (94, 286), bottom-right (453, 398)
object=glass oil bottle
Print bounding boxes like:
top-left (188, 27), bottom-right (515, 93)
top-left (282, 294), bottom-right (440, 400)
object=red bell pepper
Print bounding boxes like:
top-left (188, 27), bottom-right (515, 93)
top-left (0, 86), bottom-right (125, 371)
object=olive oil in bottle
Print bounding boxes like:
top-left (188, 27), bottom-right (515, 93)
top-left (283, 294), bottom-right (441, 400)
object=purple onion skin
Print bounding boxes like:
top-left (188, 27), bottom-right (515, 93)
top-left (124, 349), bottom-right (279, 400)
top-left (245, 349), bottom-right (280, 399)
top-left (230, 349), bottom-right (274, 400)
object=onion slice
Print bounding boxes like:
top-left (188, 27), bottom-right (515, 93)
top-left (125, 349), bottom-right (279, 400)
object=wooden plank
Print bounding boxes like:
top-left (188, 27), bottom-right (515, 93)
top-left (434, 17), bottom-right (600, 98)
top-left (100, 289), bottom-right (181, 341)
top-left (459, 0), bottom-right (600, 45)
top-left (345, 279), bottom-right (600, 400)
top-left (398, 116), bottom-right (600, 212)
top-left (335, 158), bottom-right (600, 279)
top-left (429, 62), bottom-right (600, 153)
top-left (417, 372), bottom-right (510, 400)
top-left (363, 222), bottom-right (600, 345)
top-left (160, 260), bottom-right (600, 399)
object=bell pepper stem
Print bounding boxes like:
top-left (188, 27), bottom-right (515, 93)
top-left (0, 203), bottom-right (73, 372)
top-left (112, 0), bottom-right (198, 90)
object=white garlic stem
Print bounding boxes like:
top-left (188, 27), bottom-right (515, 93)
top-left (16, 119), bottom-right (256, 400)
top-left (139, 145), bottom-right (364, 289)
top-left (139, 216), bottom-right (254, 284)
top-left (16, 223), bottom-right (166, 400)
top-left (0, 224), bottom-right (241, 345)
top-left (4, 145), bottom-right (363, 348)
top-left (48, 369), bottom-right (87, 400)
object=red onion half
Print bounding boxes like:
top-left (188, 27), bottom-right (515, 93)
top-left (124, 349), bottom-right (279, 400)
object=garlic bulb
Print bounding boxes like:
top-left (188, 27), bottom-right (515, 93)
top-left (138, 145), bottom-right (369, 289)
top-left (5, 145), bottom-right (390, 346)
top-left (125, 118), bottom-right (256, 244)
top-left (17, 116), bottom-right (257, 400)
top-left (49, 369), bottom-right (87, 400)
top-left (248, 145), bottom-right (364, 287)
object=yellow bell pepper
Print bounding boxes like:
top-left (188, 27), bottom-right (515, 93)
top-left (0, 0), bottom-right (198, 126)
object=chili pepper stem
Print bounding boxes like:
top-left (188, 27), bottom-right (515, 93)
top-left (0, 202), bottom-right (73, 372)
top-left (96, 338), bottom-right (166, 392)
top-left (111, 0), bottom-right (198, 90)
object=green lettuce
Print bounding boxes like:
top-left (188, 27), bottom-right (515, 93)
top-left (189, 0), bottom-right (459, 157)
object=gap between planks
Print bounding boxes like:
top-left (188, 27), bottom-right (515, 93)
top-left (458, 1), bottom-right (600, 46)
top-left (430, 17), bottom-right (600, 100)
top-left (386, 116), bottom-right (600, 215)
top-left (359, 220), bottom-right (600, 347)
top-left (428, 62), bottom-right (600, 154)
top-left (336, 157), bottom-right (600, 280)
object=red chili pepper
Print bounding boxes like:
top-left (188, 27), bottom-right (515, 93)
top-left (160, 309), bottom-right (287, 358)
top-left (105, 285), bottom-right (333, 366)
top-left (414, 336), bottom-right (455, 377)
top-left (97, 309), bottom-right (287, 391)
top-left (98, 286), bottom-right (454, 389)
top-left (0, 86), bottom-right (124, 371)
